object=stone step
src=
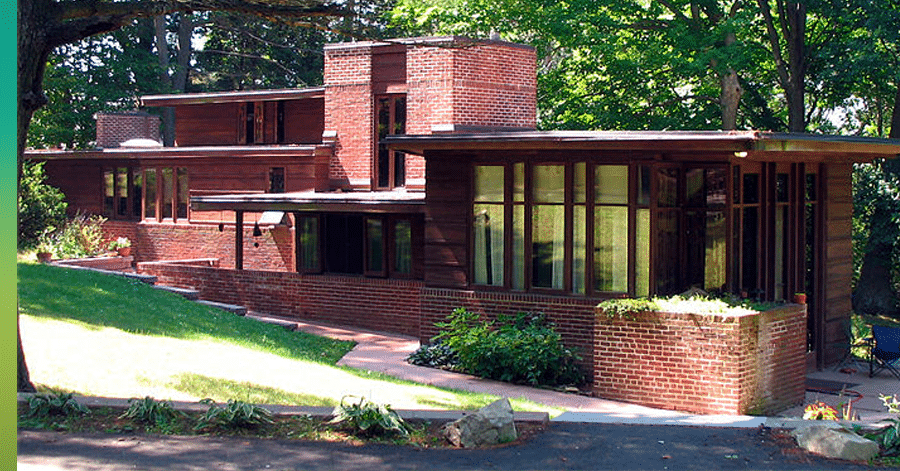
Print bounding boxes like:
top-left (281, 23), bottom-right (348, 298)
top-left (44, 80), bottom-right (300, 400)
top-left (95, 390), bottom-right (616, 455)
top-left (196, 300), bottom-right (247, 316)
top-left (153, 285), bottom-right (200, 301)
top-left (246, 312), bottom-right (298, 331)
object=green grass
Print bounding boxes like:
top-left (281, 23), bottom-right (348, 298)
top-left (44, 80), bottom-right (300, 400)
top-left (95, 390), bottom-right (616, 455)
top-left (17, 261), bottom-right (354, 363)
top-left (17, 261), bottom-right (564, 415)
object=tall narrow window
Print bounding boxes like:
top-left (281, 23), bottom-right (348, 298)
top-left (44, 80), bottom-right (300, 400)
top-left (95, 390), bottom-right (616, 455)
top-left (132, 171), bottom-right (143, 219)
top-left (177, 167), bottom-right (188, 220)
top-left (366, 218), bottom-right (385, 276)
top-left (593, 165), bottom-right (629, 292)
top-left (473, 165), bottom-right (505, 286)
top-left (375, 95), bottom-right (406, 189)
top-left (635, 165), bottom-right (651, 297)
top-left (116, 167), bottom-right (129, 217)
top-left (244, 102), bottom-right (256, 144)
top-left (394, 220), bottom-right (412, 275)
top-left (103, 170), bottom-right (114, 216)
top-left (532, 165), bottom-right (565, 290)
top-left (144, 169), bottom-right (157, 220)
top-left (269, 167), bottom-right (285, 193)
top-left (161, 168), bottom-right (173, 220)
top-left (296, 215), bottom-right (320, 272)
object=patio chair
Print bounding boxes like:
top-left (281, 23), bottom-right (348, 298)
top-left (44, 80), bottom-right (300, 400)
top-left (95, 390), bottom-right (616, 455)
top-left (869, 325), bottom-right (900, 380)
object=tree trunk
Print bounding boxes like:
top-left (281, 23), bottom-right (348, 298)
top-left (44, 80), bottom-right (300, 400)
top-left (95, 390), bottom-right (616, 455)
top-left (890, 84), bottom-right (900, 139)
top-left (783, 1), bottom-right (806, 132)
top-left (154, 15), bottom-right (176, 146)
top-left (852, 206), bottom-right (900, 319)
top-left (18, 315), bottom-right (36, 393)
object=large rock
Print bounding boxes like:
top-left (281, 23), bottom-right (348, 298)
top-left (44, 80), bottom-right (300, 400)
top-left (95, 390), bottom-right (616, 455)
top-left (791, 424), bottom-right (880, 461)
top-left (442, 398), bottom-right (517, 448)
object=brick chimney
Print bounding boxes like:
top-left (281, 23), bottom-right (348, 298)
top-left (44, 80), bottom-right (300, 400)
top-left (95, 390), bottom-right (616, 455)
top-left (95, 112), bottom-right (161, 148)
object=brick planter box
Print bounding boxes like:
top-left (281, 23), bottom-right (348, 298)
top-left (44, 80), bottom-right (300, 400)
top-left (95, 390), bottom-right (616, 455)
top-left (54, 256), bottom-right (133, 271)
top-left (593, 304), bottom-right (807, 415)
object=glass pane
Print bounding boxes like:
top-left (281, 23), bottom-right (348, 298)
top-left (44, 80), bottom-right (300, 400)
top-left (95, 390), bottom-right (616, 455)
top-left (473, 203), bottom-right (504, 285)
top-left (743, 173), bottom-right (759, 204)
top-left (732, 166), bottom-right (741, 204)
top-left (144, 169), bottom-right (157, 219)
top-left (776, 173), bottom-right (789, 203)
top-left (116, 168), bottom-right (128, 217)
top-left (742, 207), bottom-right (759, 294)
top-left (103, 170), bottom-right (114, 216)
top-left (686, 168), bottom-right (704, 207)
top-left (367, 218), bottom-right (384, 273)
top-left (532, 204), bottom-right (565, 289)
top-left (533, 165), bottom-right (565, 203)
top-left (657, 167), bottom-right (678, 207)
top-left (806, 173), bottom-right (817, 201)
top-left (378, 145), bottom-right (390, 188)
top-left (595, 165), bottom-right (628, 205)
top-left (573, 205), bottom-right (586, 294)
top-left (394, 151), bottom-right (405, 187)
top-left (394, 96), bottom-right (406, 134)
top-left (655, 210), bottom-right (680, 295)
top-left (635, 208), bottom-right (650, 296)
top-left (394, 220), bottom-right (412, 274)
top-left (638, 165), bottom-right (651, 206)
top-left (298, 216), bottom-right (319, 271)
top-left (705, 211), bottom-right (727, 292)
top-left (513, 163), bottom-right (525, 202)
top-left (474, 166), bottom-right (505, 202)
top-left (132, 171), bottom-right (142, 218)
top-left (161, 168), bottom-right (173, 219)
top-left (706, 168), bottom-right (727, 207)
top-left (574, 162), bottom-right (587, 204)
top-left (774, 207), bottom-right (787, 300)
top-left (512, 205), bottom-right (525, 290)
top-left (177, 168), bottom-right (188, 220)
top-left (593, 206), bottom-right (628, 292)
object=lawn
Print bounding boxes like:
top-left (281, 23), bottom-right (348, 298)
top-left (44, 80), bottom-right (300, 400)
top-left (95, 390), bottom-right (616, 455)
top-left (17, 262), bottom-right (561, 414)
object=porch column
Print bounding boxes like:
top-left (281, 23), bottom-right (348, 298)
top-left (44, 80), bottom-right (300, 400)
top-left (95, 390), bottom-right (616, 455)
top-left (235, 211), bottom-right (244, 270)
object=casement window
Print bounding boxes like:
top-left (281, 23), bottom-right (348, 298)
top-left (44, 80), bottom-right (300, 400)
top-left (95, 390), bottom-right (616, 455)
top-left (471, 161), bottom-right (727, 297)
top-left (296, 212), bottom-right (420, 279)
top-left (103, 167), bottom-right (142, 220)
top-left (239, 102), bottom-right (286, 145)
top-left (141, 167), bottom-right (188, 222)
top-left (269, 167), bottom-right (285, 193)
top-left (375, 95), bottom-right (406, 189)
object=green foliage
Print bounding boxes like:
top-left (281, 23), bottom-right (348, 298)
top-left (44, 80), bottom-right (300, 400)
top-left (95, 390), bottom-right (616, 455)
top-left (329, 396), bottom-right (410, 438)
top-left (802, 401), bottom-right (838, 421)
top-left (120, 396), bottom-right (182, 426)
top-left (25, 392), bottom-right (90, 419)
top-left (433, 308), bottom-right (585, 387)
top-left (195, 399), bottom-right (273, 431)
top-left (852, 160), bottom-right (900, 293)
top-left (406, 342), bottom-right (458, 369)
top-left (18, 160), bottom-right (68, 250)
top-left (597, 294), bottom-right (765, 321)
top-left (596, 298), bottom-right (659, 321)
top-left (44, 213), bottom-right (108, 259)
top-left (864, 394), bottom-right (900, 456)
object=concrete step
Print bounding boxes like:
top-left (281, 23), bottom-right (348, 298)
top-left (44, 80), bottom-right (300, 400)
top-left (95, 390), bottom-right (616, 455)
top-left (246, 312), bottom-right (298, 331)
top-left (153, 285), bottom-right (200, 301)
top-left (196, 300), bottom-right (247, 316)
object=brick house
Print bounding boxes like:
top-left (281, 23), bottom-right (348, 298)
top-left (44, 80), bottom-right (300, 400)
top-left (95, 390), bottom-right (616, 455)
top-left (28, 36), bottom-right (900, 415)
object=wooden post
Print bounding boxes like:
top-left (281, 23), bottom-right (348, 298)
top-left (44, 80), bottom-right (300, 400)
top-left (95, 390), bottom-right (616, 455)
top-left (235, 211), bottom-right (244, 270)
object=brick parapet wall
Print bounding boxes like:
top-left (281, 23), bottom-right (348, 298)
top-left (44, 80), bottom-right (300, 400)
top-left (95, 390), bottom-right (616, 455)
top-left (136, 261), bottom-right (424, 338)
top-left (54, 256), bottom-right (133, 271)
top-left (102, 220), bottom-right (292, 272)
top-left (324, 47), bottom-right (374, 187)
top-left (420, 288), bottom-right (597, 377)
top-left (593, 304), bottom-right (806, 415)
top-left (95, 112), bottom-right (161, 148)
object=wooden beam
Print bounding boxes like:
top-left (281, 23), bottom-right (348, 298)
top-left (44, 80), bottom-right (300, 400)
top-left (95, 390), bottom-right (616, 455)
top-left (235, 211), bottom-right (244, 270)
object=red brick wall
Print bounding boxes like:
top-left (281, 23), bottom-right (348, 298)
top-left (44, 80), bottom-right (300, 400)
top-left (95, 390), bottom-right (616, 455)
top-left (136, 261), bottom-right (424, 337)
top-left (420, 288), bottom-right (597, 376)
top-left (95, 112), bottom-right (161, 148)
top-left (593, 304), bottom-right (807, 415)
top-left (103, 220), bottom-right (293, 272)
top-left (324, 44), bottom-right (374, 188)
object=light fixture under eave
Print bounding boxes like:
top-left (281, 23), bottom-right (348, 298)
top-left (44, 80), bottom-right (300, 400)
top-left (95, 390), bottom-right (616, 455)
top-left (252, 221), bottom-right (263, 237)
top-left (734, 151), bottom-right (749, 158)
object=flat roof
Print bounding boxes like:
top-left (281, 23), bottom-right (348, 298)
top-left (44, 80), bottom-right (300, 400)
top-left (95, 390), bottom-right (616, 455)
top-left (140, 87), bottom-right (324, 107)
top-left (387, 130), bottom-right (900, 161)
top-left (25, 145), bottom-right (323, 160)
top-left (191, 190), bottom-right (425, 214)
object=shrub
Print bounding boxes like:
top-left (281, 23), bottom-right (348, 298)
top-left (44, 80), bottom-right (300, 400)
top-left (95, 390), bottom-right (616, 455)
top-left (433, 308), bottom-right (585, 387)
top-left (194, 399), bottom-right (273, 431)
top-left (864, 395), bottom-right (900, 456)
top-left (25, 392), bottom-right (90, 419)
top-left (49, 212), bottom-right (107, 259)
top-left (18, 160), bottom-right (67, 250)
top-left (329, 396), bottom-right (410, 437)
top-left (407, 342), bottom-right (458, 369)
top-left (120, 396), bottom-right (181, 426)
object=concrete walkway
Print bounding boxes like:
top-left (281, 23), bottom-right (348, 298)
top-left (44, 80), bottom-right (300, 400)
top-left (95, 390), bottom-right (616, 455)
top-left (278, 316), bottom-right (900, 428)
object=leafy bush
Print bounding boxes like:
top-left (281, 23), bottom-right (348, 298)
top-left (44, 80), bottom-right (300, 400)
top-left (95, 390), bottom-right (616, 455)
top-left (433, 308), bottom-right (584, 387)
top-left (48, 212), bottom-right (107, 259)
top-left (329, 396), bottom-right (410, 437)
top-left (406, 342), bottom-right (458, 369)
top-left (120, 396), bottom-right (181, 426)
top-left (18, 160), bottom-right (67, 250)
top-left (25, 392), bottom-right (90, 419)
top-left (864, 394), bottom-right (900, 456)
top-left (194, 399), bottom-right (273, 431)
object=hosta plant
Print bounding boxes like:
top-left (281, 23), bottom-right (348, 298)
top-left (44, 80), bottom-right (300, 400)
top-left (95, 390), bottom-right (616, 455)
top-left (25, 392), bottom-right (90, 419)
top-left (120, 396), bottom-right (181, 426)
top-left (330, 395), bottom-right (410, 438)
top-left (194, 399), bottom-right (273, 431)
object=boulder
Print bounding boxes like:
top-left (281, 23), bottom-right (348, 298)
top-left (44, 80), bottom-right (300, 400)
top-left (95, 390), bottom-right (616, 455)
top-left (791, 424), bottom-right (880, 462)
top-left (442, 398), bottom-right (517, 448)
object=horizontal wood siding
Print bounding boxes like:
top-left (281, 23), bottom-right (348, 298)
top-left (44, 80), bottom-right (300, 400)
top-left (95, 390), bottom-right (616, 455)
top-left (424, 153), bottom-right (470, 288)
top-left (283, 98), bottom-right (324, 144)
top-left (43, 160), bottom-right (103, 215)
top-left (822, 163), bottom-right (853, 364)
top-left (175, 103), bottom-right (240, 146)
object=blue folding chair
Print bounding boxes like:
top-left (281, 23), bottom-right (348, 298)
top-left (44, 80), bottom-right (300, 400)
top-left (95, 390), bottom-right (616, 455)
top-left (869, 325), bottom-right (900, 380)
